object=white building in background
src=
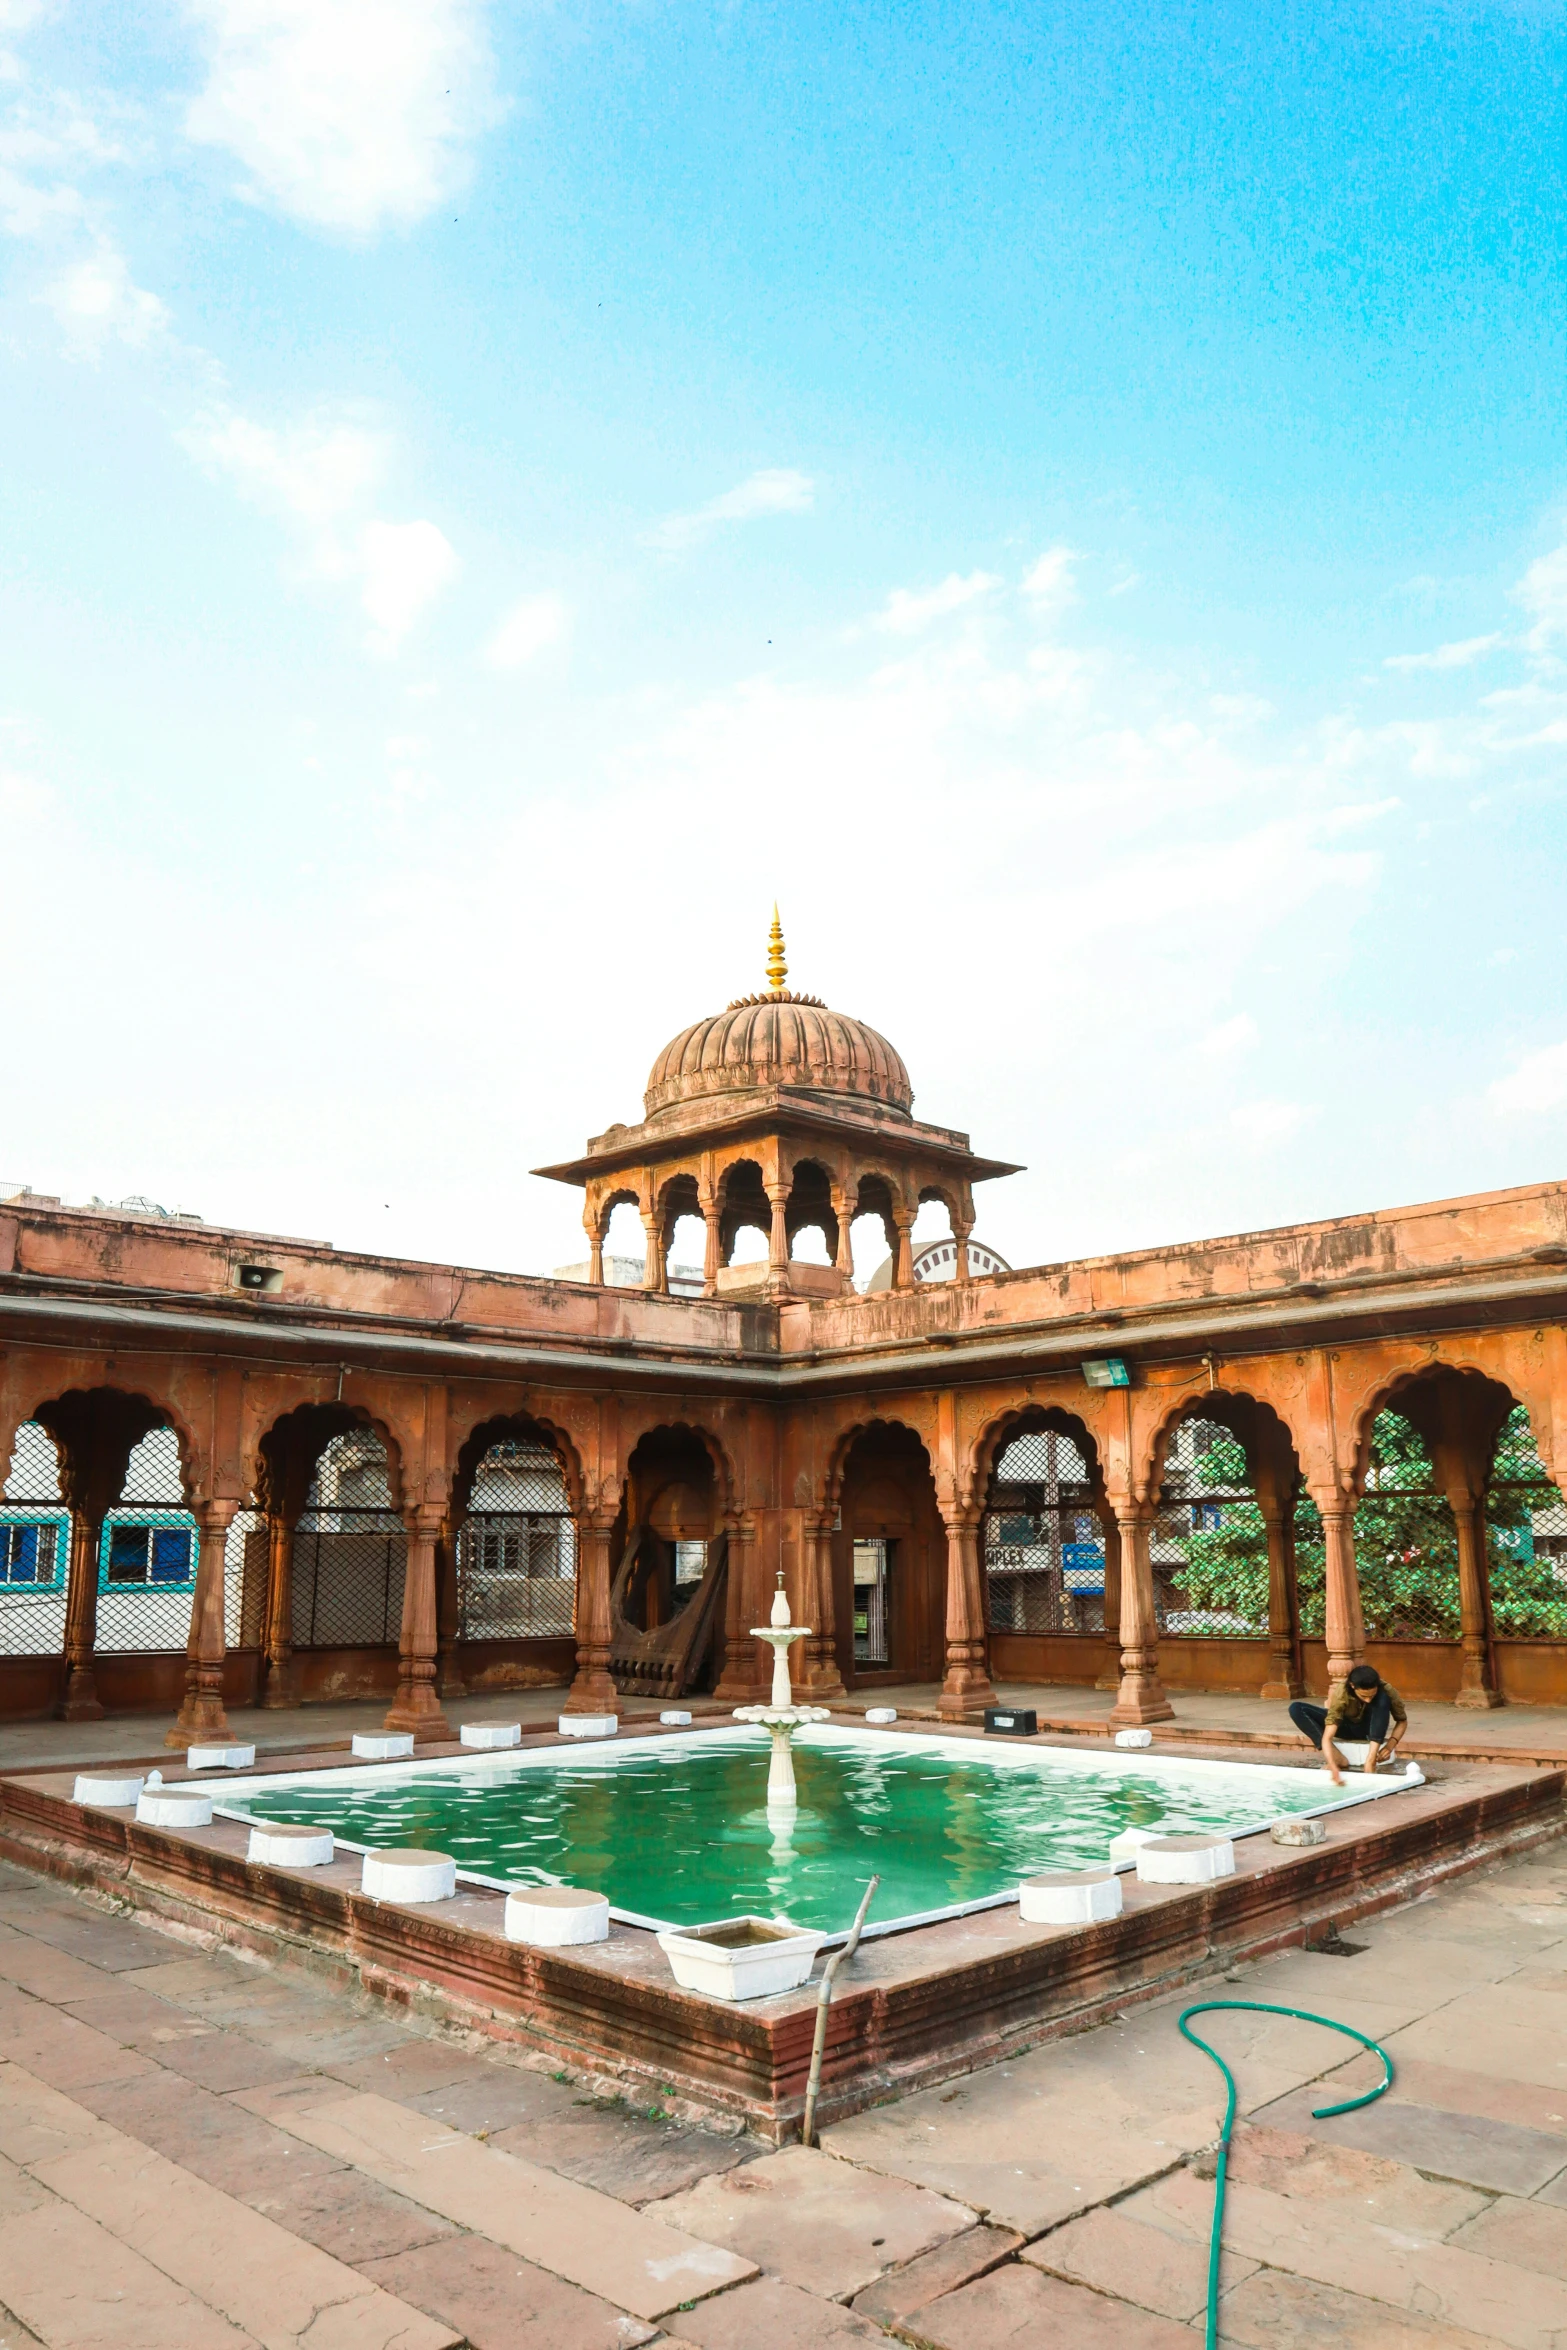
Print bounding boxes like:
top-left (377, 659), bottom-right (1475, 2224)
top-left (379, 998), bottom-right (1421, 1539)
top-left (864, 1237), bottom-right (1010, 1292)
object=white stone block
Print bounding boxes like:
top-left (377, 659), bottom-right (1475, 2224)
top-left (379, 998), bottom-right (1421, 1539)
top-left (1114, 1727), bottom-right (1154, 1748)
top-left (352, 1733), bottom-right (415, 1761)
top-left (187, 1743), bottom-right (256, 1771)
top-left (362, 1848), bottom-right (457, 1903)
top-left (505, 1885), bottom-right (611, 1946)
top-left (1136, 1833), bottom-right (1236, 1885)
top-left (1108, 1825), bottom-right (1161, 1866)
top-left (136, 1787), bottom-right (214, 1829)
top-left (459, 1722), bottom-right (521, 1750)
top-left (659, 1710), bottom-right (693, 1726)
top-left (1270, 1816), bottom-right (1327, 1847)
top-left (558, 1713), bottom-right (618, 1739)
top-left (1020, 1868), bottom-right (1123, 1925)
top-left (865, 1707), bottom-right (898, 1725)
top-left (72, 1772), bottom-right (145, 1809)
top-left (248, 1823), bottom-right (334, 1867)
top-left (656, 1917), bottom-right (823, 2001)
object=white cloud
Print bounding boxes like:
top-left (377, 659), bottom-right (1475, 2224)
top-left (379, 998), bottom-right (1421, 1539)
top-left (359, 518), bottom-right (458, 647)
top-left (184, 0), bottom-right (500, 236)
top-left (1020, 544), bottom-right (1076, 610)
top-left (1384, 634), bottom-right (1505, 673)
top-left (1230, 1100), bottom-right (1315, 1147)
top-left (184, 408), bottom-right (387, 524)
top-left (484, 592), bottom-right (569, 669)
top-left (645, 467), bottom-right (814, 551)
top-left (1518, 538), bottom-right (1567, 651)
top-left (44, 243), bottom-right (167, 352)
top-left (873, 570), bottom-right (1000, 636)
top-left (1201, 1014), bottom-right (1258, 1058)
top-left (1489, 1041), bottom-right (1567, 1115)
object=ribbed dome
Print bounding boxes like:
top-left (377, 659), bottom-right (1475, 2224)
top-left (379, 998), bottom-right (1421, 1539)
top-left (645, 991), bottom-right (914, 1119)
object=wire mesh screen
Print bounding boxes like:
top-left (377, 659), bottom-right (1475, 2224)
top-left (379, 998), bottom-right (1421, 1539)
top-left (98, 1426), bottom-right (198, 1655)
top-left (1353, 1411), bottom-right (1459, 1640)
top-left (1486, 1402), bottom-right (1567, 1638)
top-left (853, 1537), bottom-right (890, 1663)
top-left (292, 1431), bottom-right (406, 1650)
top-left (457, 1442), bottom-right (576, 1639)
top-left (0, 1421), bottom-right (70, 1656)
top-left (225, 1510), bottom-right (268, 1650)
top-left (1294, 1491), bottom-right (1326, 1638)
top-left (983, 1428), bottom-right (1106, 1634)
top-left (1152, 1418), bottom-right (1269, 1638)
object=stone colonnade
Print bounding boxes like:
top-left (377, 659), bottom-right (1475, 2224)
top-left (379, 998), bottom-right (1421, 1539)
top-left (1, 1322), bottom-right (1566, 1739)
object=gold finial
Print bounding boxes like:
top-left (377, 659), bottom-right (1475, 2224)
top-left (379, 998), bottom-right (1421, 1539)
top-left (766, 904), bottom-right (788, 993)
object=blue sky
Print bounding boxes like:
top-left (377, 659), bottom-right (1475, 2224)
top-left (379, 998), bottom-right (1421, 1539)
top-left (3, 1), bottom-right (1567, 1280)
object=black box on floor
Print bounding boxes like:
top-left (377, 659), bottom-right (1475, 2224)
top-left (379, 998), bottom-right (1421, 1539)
top-left (983, 1706), bottom-right (1038, 1737)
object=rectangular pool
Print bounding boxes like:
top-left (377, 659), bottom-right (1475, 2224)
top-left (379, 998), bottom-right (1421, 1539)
top-left (213, 1725), bottom-right (1415, 1938)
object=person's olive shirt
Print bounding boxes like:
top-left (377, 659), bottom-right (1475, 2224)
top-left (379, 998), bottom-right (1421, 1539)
top-left (1325, 1682), bottom-right (1407, 1733)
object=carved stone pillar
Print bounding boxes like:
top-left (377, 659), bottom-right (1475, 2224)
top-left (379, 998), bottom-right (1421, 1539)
top-left (1452, 1490), bottom-right (1501, 1708)
top-left (714, 1518), bottom-right (763, 1702)
top-left (1110, 1509), bottom-right (1174, 1725)
top-left (953, 1220), bottom-right (973, 1285)
top-left (436, 1518), bottom-right (466, 1701)
top-left (565, 1514), bottom-right (617, 1712)
top-left (1258, 1500), bottom-right (1304, 1701)
top-left (260, 1515), bottom-right (300, 1709)
top-left (766, 1184), bottom-right (790, 1290)
top-left (1095, 1507), bottom-right (1122, 1691)
top-left (384, 1504), bottom-right (453, 1739)
top-left (798, 1516), bottom-right (846, 1699)
top-left (60, 1513), bottom-right (105, 1722)
top-left (938, 1513), bottom-right (998, 1721)
top-left (701, 1198), bottom-right (721, 1297)
top-left (586, 1215), bottom-right (604, 1287)
top-left (641, 1209), bottom-right (665, 1294)
top-left (169, 1499), bottom-right (238, 1747)
top-left (832, 1188), bottom-right (855, 1288)
top-left (892, 1209), bottom-right (916, 1291)
top-left (1311, 1489), bottom-right (1365, 1694)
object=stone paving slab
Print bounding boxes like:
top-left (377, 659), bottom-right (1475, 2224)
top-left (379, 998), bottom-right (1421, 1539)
top-left (848, 2222), bottom-right (1022, 2327)
top-left (1450, 2191), bottom-right (1567, 2282)
top-left (655, 2146), bottom-right (975, 2302)
top-left (490, 2100), bottom-right (754, 2207)
top-left (0, 2195), bottom-right (249, 2350)
top-left (403, 2065), bottom-right (585, 2136)
top-left (1253, 2082), bottom-right (1567, 2195)
top-left (236, 2084), bottom-right (758, 2321)
top-left (898, 2259), bottom-right (1194, 2348)
top-left (364, 2233), bottom-right (663, 2347)
top-left (659, 2277), bottom-right (892, 2347)
top-left (241, 2164), bottom-right (461, 2264)
top-left (1211, 2267), bottom-right (1506, 2350)
top-left (76, 2069), bottom-right (349, 2200)
top-left (1020, 2198), bottom-right (1257, 2323)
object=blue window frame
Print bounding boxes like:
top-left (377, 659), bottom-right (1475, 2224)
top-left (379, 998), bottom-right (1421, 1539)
top-left (101, 1521), bottom-right (195, 1588)
top-left (0, 1521), bottom-right (63, 1587)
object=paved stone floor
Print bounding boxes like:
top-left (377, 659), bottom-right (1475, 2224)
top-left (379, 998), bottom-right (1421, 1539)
top-left (0, 1813), bottom-right (1560, 2344)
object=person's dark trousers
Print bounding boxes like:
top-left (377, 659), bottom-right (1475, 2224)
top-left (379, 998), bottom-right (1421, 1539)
top-left (1289, 1693), bottom-right (1392, 1750)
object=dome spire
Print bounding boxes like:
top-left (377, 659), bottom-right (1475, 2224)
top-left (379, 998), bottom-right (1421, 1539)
top-left (766, 904), bottom-right (788, 994)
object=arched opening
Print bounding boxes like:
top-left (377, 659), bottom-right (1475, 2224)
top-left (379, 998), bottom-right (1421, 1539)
top-left (849, 1174), bottom-right (899, 1289)
top-left (786, 1160), bottom-right (838, 1266)
top-left (1149, 1394), bottom-right (1306, 1696)
top-left (982, 1412), bottom-right (1107, 1638)
top-left (601, 1196), bottom-right (647, 1282)
top-left (608, 1427), bottom-right (729, 1697)
top-left (1485, 1403), bottom-right (1567, 1642)
top-left (452, 1423), bottom-right (576, 1644)
top-left (0, 1422), bottom-right (70, 1663)
top-left (719, 1159), bottom-right (770, 1268)
top-left (831, 1423), bottom-right (944, 1687)
top-left (656, 1174), bottom-right (704, 1295)
top-left (290, 1426), bottom-right (406, 1655)
top-left (1349, 1407), bottom-right (1459, 1641)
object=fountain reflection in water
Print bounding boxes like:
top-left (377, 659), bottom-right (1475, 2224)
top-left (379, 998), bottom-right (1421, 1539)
top-left (732, 1573), bottom-right (830, 1810)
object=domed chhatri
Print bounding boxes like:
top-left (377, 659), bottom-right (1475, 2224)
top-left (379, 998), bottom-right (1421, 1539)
top-left (645, 908), bottom-right (913, 1120)
top-left (535, 908), bottom-right (1020, 1300)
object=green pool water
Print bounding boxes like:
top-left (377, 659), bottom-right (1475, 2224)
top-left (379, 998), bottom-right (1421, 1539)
top-left (217, 1725), bottom-right (1398, 1935)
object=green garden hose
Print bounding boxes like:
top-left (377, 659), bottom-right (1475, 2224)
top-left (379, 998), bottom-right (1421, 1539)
top-left (1177, 2000), bottom-right (1395, 2350)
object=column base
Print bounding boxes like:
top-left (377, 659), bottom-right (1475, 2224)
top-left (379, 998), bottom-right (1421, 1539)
top-left (938, 1655), bottom-right (998, 1722)
top-left (260, 1656), bottom-right (300, 1709)
top-left (1109, 1673), bottom-right (1175, 1728)
top-left (168, 1688), bottom-right (232, 1747)
top-left (383, 1687), bottom-right (453, 1741)
top-left (60, 1667), bottom-right (103, 1723)
top-left (1454, 1683), bottom-right (1504, 1710)
top-left (562, 1664), bottom-right (618, 1714)
top-left (436, 1651), bottom-right (468, 1703)
top-left (798, 1643), bottom-right (847, 1702)
top-left (1259, 1679), bottom-right (1304, 1704)
top-left (1094, 1669), bottom-right (1121, 1692)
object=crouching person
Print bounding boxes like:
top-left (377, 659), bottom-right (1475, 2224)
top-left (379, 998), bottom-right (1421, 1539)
top-left (1289, 1664), bottom-right (1407, 1787)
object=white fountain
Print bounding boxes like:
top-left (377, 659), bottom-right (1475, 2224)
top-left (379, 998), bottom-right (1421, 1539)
top-left (733, 1572), bottom-right (830, 1809)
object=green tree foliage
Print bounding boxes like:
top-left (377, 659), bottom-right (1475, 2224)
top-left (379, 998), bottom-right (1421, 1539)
top-left (1351, 1411), bottom-right (1459, 1638)
top-left (1484, 1403), bottom-right (1567, 1636)
top-left (1162, 1426), bottom-right (1269, 1631)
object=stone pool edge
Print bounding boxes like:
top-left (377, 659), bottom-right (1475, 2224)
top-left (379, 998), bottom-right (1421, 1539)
top-left (0, 1751), bottom-right (1561, 2143)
